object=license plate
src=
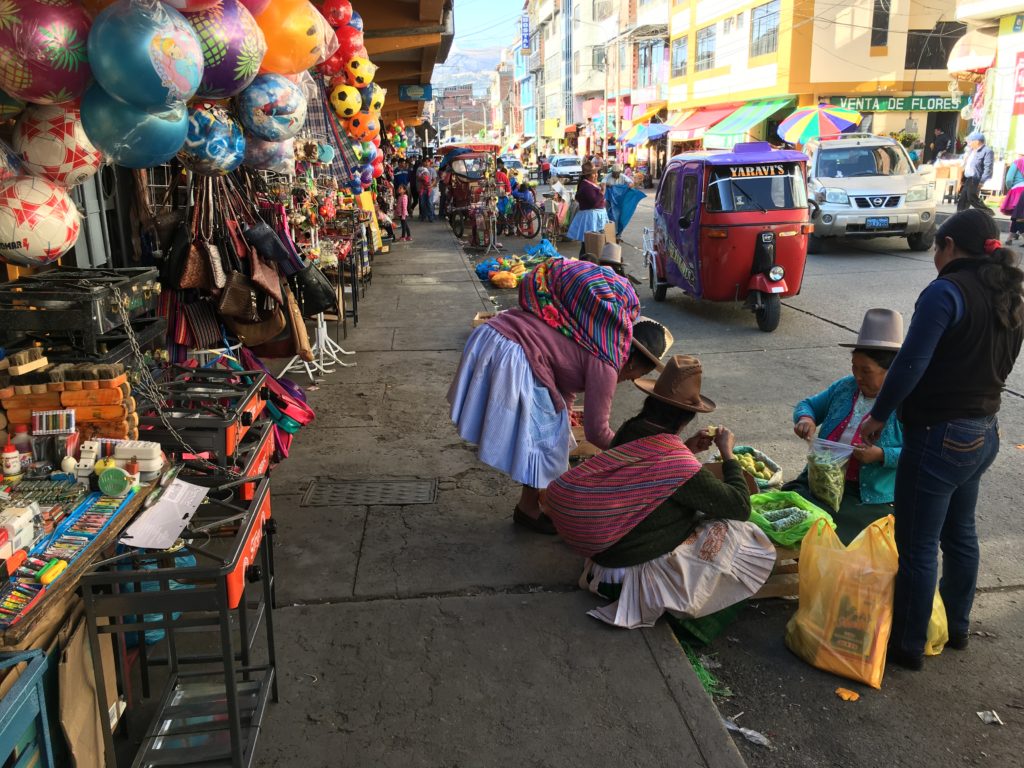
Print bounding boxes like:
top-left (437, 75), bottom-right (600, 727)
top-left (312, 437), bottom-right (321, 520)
top-left (864, 217), bottom-right (890, 230)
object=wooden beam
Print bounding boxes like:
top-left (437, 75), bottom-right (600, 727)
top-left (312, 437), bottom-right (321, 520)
top-left (419, 0), bottom-right (444, 23)
top-left (365, 32), bottom-right (441, 57)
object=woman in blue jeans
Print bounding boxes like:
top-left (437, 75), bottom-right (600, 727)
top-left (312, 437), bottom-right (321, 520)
top-left (861, 209), bottom-right (1024, 671)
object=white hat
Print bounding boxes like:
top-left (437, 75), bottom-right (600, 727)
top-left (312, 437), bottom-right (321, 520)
top-left (599, 242), bottom-right (622, 265)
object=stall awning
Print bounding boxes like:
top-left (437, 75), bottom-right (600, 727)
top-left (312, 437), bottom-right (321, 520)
top-left (564, 124), bottom-right (579, 135)
top-left (628, 101), bottom-right (666, 125)
top-left (521, 137), bottom-right (537, 148)
top-left (542, 118), bottom-right (562, 138)
top-left (668, 105), bottom-right (738, 142)
top-left (947, 27), bottom-right (997, 75)
top-left (703, 98), bottom-right (794, 149)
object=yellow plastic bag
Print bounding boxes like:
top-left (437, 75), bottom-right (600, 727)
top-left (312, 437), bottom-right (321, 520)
top-left (785, 515), bottom-right (898, 689)
top-left (924, 589), bottom-right (948, 656)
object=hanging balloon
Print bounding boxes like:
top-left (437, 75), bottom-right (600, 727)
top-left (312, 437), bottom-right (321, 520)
top-left (344, 57), bottom-right (376, 87)
top-left (347, 179), bottom-right (362, 194)
top-left (0, 140), bottom-right (22, 182)
top-left (0, 176), bottom-right (80, 267)
top-left (371, 163), bottom-right (383, 179)
top-left (329, 83), bottom-right (361, 120)
top-left (348, 10), bottom-right (363, 31)
top-left (320, 0), bottom-right (352, 28)
top-left (177, 104), bottom-right (246, 175)
top-left (12, 105), bottom-right (103, 188)
top-left (244, 136), bottom-right (295, 173)
top-left (186, 0), bottom-right (267, 99)
top-left (359, 165), bottom-right (372, 185)
top-left (0, 89), bottom-right (25, 120)
top-left (0, 0), bottom-right (93, 104)
top-left (366, 84), bottom-right (385, 113)
top-left (80, 83), bottom-right (188, 168)
top-left (256, 0), bottom-right (331, 75)
top-left (238, 0), bottom-right (272, 17)
top-left (236, 73), bottom-right (307, 140)
top-left (319, 48), bottom-right (347, 77)
top-left (334, 24), bottom-right (362, 60)
top-left (371, 134), bottom-right (380, 148)
top-left (89, 0), bottom-right (204, 108)
top-left (346, 111), bottom-right (378, 142)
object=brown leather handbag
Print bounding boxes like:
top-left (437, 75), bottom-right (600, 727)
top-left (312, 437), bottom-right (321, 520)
top-left (224, 307), bottom-right (287, 347)
top-left (217, 271), bottom-right (260, 321)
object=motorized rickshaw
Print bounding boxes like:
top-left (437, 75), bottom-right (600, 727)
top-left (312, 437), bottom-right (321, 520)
top-left (442, 151), bottom-right (498, 247)
top-left (643, 142), bottom-right (814, 332)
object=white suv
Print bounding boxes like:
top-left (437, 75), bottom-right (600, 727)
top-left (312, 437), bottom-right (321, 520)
top-left (803, 133), bottom-right (936, 253)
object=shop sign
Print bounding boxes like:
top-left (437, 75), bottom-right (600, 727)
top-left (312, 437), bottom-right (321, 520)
top-left (1014, 52), bottom-right (1024, 116)
top-left (399, 85), bottom-right (432, 101)
top-left (829, 95), bottom-right (970, 112)
top-left (520, 15), bottom-right (531, 53)
top-left (632, 86), bottom-right (657, 105)
top-left (1014, 14), bottom-right (1024, 33)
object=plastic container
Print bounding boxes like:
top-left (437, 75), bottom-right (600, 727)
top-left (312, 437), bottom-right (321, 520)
top-left (1, 439), bottom-right (20, 477)
top-left (11, 425), bottom-right (31, 467)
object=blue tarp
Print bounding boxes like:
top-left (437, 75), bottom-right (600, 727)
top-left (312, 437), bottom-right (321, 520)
top-left (605, 185), bottom-right (647, 237)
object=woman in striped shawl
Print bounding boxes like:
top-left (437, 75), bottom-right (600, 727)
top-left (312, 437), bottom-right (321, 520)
top-left (545, 356), bottom-right (776, 628)
top-left (448, 257), bottom-right (670, 534)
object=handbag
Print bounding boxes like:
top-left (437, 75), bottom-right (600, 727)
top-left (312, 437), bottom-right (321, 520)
top-left (291, 262), bottom-right (339, 317)
top-left (179, 182), bottom-right (212, 290)
top-left (197, 179), bottom-right (226, 291)
top-left (282, 284), bottom-right (313, 362)
top-left (181, 298), bottom-right (223, 348)
top-left (217, 271), bottom-right (261, 321)
top-left (220, 178), bottom-right (283, 304)
top-left (224, 306), bottom-right (287, 347)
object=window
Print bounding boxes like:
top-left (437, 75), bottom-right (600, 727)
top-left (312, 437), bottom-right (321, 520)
top-left (905, 22), bottom-right (966, 70)
top-left (592, 46), bottom-right (606, 70)
top-left (750, 0), bottom-right (780, 57)
top-left (695, 25), bottom-right (716, 71)
top-left (816, 145), bottom-right (912, 178)
top-left (724, 17), bottom-right (733, 34)
top-left (871, 0), bottom-right (890, 47)
top-left (706, 164), bottom-right (808, 212)
top-left (619, 41), bottom-right (628, 72)
top-left (736, 12), bottom-right (744, 30)
top-left (670, 36), bottom-right (688, 78)
top-left (681, 174), bottom-right (698, 218)
top-left (638, 43), bottom-right (653, 87)
top-left (593, 0), bottom-right (612, 19)
top-left (658, 170), bottom-right (679, 213)
top-left (573, 3), bottom-right (580, 30)
top-left (574, 51), bottom-right (580, 74)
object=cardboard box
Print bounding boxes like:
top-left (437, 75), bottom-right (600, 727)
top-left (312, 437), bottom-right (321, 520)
top-left (471, 311), bottom-right (498, 328)
top-left (584, 231), bottom-right (606, 259)
top-left (604, 222), bottom-right (617, 243)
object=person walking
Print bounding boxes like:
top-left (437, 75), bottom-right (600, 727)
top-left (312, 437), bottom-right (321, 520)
top-left (540, 154), bottom-right (551, 185)
top-left (860, 209), bottom-right (1024, 671)
top-left (1000, 152), bottom-right (1024, 244)
top-left (396, 184), bottom-right (412, 242)
top-left (417, 158), bottom-right (435, 222)
top-left (957, 132), bottom-right (994, 214)
top-left (567, 162), bottom-right (609, 259)
top-left (929, 127), bottom-right (951, 163)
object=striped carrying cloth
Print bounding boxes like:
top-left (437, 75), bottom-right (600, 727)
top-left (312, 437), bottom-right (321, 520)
top-left (519, 257), bottom-right (640, 371)
top-left (545, 434), bottom-right (703, 558)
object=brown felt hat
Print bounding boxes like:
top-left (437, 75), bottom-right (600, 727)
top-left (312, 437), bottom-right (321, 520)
top-left (631, 317), bottom-right (674, 371)
top-left (634, 354), bottom-right (716, 413)
top-left (838, 308), bottom-right (904, 351)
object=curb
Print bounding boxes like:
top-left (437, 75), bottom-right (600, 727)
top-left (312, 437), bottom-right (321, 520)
top-left (642, 624), bottom-right (749, 768)
top-left (936, 210), bottom-right (1010, 234)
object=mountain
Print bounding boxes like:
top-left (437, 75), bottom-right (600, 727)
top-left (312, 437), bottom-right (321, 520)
top-left (432, 45), bottom-right (504, 96)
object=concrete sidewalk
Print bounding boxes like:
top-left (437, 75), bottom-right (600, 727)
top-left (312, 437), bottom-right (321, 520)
top-left (256, 223), bottom-right (745, 767)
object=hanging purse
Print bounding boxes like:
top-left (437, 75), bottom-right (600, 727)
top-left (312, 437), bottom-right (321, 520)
top-left (222, 177), bottom-right (284, 304)
top-left (217, 272), bottom-right (261, 321)
top-left (178, 191), bottom-right (211, 291)
top-left (182, 297), bottom-right (223, 348)
top-left (197, 178), bottom-right (227, 291)
top-left (282, 284), bottom-right (313, 362)
top-left (224, 307), bottom-right (287, 348)
top-left (291, 262), bottom-right (339, 317)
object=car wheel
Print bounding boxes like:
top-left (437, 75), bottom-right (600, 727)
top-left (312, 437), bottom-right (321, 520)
top-left (907, 230), bottom-right (935, 251)
top-left (806, 234), bottom-right (826, 254)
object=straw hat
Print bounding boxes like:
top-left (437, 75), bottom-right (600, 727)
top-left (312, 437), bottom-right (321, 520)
top-left (631, 317), bottom-right (674, 370)
top-left (599, 242), bottom-right (622, 265)
top-left (634, 354), bottom-right (716, 413)
top-left (838, 308), bottom-right (904, 351)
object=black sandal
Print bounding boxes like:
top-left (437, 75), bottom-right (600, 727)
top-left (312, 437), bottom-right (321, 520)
top-left (513, 506), bottom-right (558, 535)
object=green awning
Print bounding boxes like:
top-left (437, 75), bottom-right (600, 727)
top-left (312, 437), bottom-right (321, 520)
top-left (703, 98), bottom-right (795, 149)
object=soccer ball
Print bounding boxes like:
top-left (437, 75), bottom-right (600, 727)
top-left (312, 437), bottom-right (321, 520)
top-left (12, 105), bottom-right (103, 188)
top-left (0, 177), bottom-right (81, 267)
top-left (344, 57), bottom-right (377, 87)
top-left (330, 83), bottom-right (361, 119)
top-left (346, 112), bottom-right (379, 142)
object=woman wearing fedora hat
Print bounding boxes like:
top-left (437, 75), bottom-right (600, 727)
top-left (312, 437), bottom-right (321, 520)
top-left (544, 356), bottom-right (776, 628)
top-left (784, 308), bottom-right (906, 543)
top-left (448, 257), bottom-right (674, 534)
top-left (860, 209), bottom-right (1024, 671)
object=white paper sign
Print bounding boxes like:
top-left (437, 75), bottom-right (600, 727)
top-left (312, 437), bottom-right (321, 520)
top-left (119, 479), bottom-right (208, 550)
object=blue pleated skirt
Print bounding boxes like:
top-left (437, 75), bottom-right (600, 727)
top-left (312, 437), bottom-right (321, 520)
top-left (566, 208), bottom-right (609, 241)
top-left (447, 325), bottom-right (572, 488)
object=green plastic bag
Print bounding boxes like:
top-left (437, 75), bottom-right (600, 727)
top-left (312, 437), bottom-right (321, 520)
top-left (749, 491), bottom-right (836, 548)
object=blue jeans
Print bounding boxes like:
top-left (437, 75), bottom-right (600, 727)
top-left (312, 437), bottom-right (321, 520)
top-left (419, 190), bottom-right (433, 221)
top-left (891, 416), bottom-right (999, 655)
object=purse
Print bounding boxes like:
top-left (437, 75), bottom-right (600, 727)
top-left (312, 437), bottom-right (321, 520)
top-left (182, 298), bottom-right (223, 348)
top-left (197, 178), bottom-right (227, 291)
top-left (220, 178), bottom-right (283, 304)
top-left (282, 284), bottom-right (313, 362)
top-left (291, 262), bottom-right (339, 317)
top-left (224, 307), bottom-right (287, 348)
top-left (179, 183), bottom-right (212, 290)
top-left (217, 271), bottom-right (261, 321)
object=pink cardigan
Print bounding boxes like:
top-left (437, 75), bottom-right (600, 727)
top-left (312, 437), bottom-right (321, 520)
top-left (396, 194), bottom-right (409, 219)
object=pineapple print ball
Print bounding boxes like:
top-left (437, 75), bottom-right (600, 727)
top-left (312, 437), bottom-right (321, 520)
top-left (235, 73), bottom-right (307, 141)
top-left (0, 0), bottom-right (94, 104)
top-left (185, 0), bottom-right (267, 99)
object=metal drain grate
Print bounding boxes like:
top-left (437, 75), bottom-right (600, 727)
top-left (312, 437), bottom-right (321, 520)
top-left (300, 478), bottom-right (438, 507)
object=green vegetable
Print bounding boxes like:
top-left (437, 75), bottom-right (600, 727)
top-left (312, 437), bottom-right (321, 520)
top-left (807, 452), bottom-right (846, 512)
top-left (770, 509), bottom-right (808, 531)
top-left (762, 506), bottom-right (803, 523)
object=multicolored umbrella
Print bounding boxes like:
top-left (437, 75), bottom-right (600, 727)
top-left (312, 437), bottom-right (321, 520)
top-left (778, 103), bottom-right (862, 144)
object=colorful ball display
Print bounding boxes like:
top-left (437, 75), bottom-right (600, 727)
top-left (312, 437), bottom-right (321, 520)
top-left (330, 83), bottom-right (361, 119)
top-left (0, 176), bottom-right (81, 266)
top-left (0, 89), bottom-right (25, 120)
top-left (346, 111), bottom-right (378, 142)
top-left (12, 105), bottom-right (103, 188)
top-left (334, 24), bottom-right (362, 60)
top-left (344, 56), bottom-right (375, 87)
top-left (0, 0), bottom-right (93, 104)
top-left (320, 0), bottom-right (352, 28)
top-left (243, 136), bottom-right (294, 173)
top-left (178, 105), bottom-right (245, 175)
top-left (360, 83), bottom-right (385, 113)
top-left (163, 0), bottom-right (221, 11)
top-left (238, 0), bottom-right (271, 16)
top-left (89, 0), bottom-right (204, 108)
top-left (256, 0), bottom-right (329, 75)
top-left (348, 10), bottom-right (363, 31)
top-left (186, 0), bottom-right (266, 99)
top-left (236, 73), bottom-right (307, 141)
top-left (81, 83), bottom-right (188, 169)
top-left (0, 140), bottom-right (22, 182)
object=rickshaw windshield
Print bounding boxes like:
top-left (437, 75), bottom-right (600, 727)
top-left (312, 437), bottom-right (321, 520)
top-left (706, 163), bottom-right (807, 212)
top-left (450, 157), bottom-right (487, 179)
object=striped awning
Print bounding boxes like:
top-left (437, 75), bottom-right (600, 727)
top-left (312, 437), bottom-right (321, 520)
top-left (668, 105), bottom-right (738, 142)
top-left (703, 98), bottom-right (795, 149)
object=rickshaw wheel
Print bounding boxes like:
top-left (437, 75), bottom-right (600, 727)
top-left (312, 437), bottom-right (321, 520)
top-left (450, 212), bottom-right (465, 239)
top-left (756, 294), bottom-right (781, 332)
top-left (517, 206), bottom-right (541, 239)
top-left (650, 263), bottom-right (667, 302)
top-left (806, 234), bottom-right (825, 254)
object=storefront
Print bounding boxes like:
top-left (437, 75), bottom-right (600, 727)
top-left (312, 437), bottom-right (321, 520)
top-left (827, 95), bottom-right (970, 151)
top-left (667, 105), bottom-right (739, 154)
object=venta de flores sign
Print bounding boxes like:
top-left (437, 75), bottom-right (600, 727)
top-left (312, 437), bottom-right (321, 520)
top-left (829, 95), bottom-right (970, 112)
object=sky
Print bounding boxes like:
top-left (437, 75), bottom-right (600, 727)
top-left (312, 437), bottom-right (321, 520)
top-left (451, 0), bottom-right (522, 51)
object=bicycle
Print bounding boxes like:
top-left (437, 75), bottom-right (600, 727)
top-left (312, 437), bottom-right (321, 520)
top-left (497, 196), bottom-right (542, 239)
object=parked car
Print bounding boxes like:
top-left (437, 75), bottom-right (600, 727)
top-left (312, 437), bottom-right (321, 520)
top-left (500, 156), bottom-right (525, 174)
top-left (803, 133), bottom-right (937, 252)
top-left (550, 155), bottom-right (582, 184)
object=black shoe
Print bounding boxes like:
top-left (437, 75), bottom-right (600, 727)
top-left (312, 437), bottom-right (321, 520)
top-left (888, 647), bottom-right (924, 671)
top-left (946, 633), bottom-right (970, 650)
top-left (513, 506), bottom-right (558, 535)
